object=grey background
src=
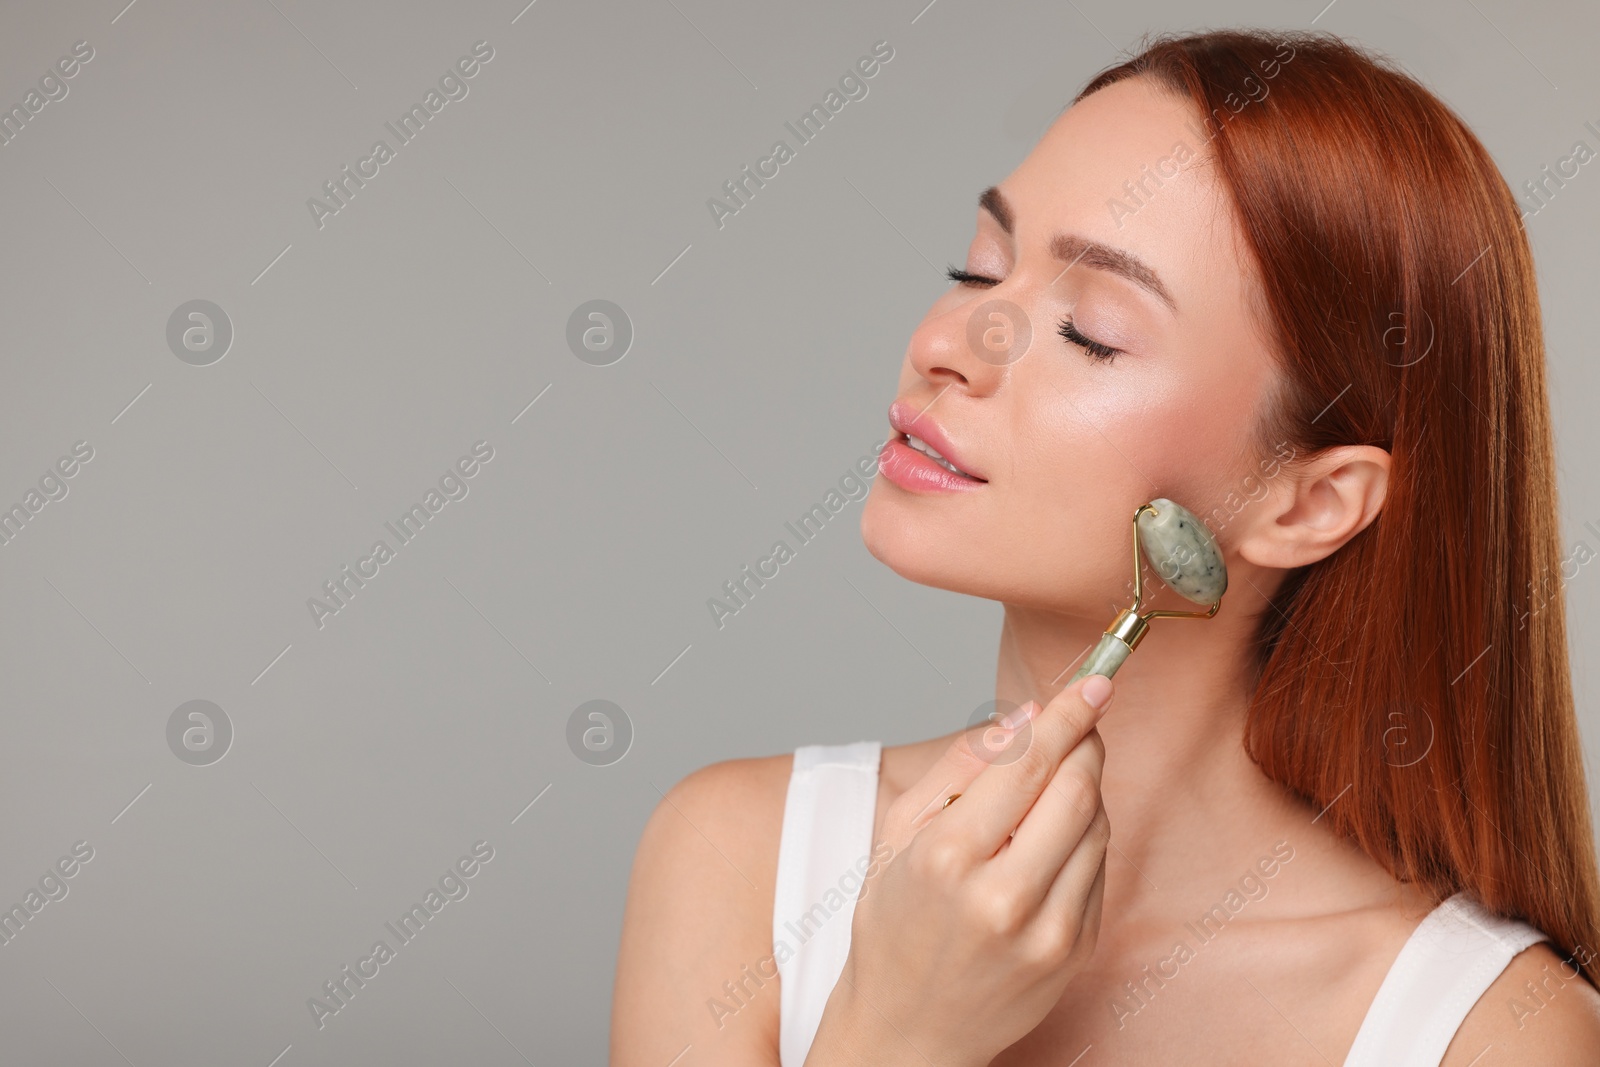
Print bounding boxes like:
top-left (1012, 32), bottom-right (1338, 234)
top-left (0, 0), bottom-right (1595, 1064)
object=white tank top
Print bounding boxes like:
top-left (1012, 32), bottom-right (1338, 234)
top-left (773, 741), bottom-right (1552, 1067)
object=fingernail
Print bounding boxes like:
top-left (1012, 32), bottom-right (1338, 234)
top-left (999, 700), bottom-right (1036, 729)
top-left (1081, 674), bottom-right (1113, 711)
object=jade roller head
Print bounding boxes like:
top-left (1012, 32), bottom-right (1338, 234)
top-left (1067, 497), bottom-right (1228, 684)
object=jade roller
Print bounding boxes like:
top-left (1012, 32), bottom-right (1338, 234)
top-left (1066, 497), bottom-right (1227, 684)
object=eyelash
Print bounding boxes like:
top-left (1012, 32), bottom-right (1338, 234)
top-left (944, 265), bottom-right (1122, 363)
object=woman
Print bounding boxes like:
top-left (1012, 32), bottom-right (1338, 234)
top-left (612, 28), bottom-right (1600, 1065)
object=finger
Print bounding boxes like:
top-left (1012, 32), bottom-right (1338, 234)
top-left (879, 698), bottom-right (1042, 850)
top-left (936, 673), bottom-right (1113, 861)
top-left (1029, 804), bottom-right (1110, 953)
top-left (995, 726), bottom-right (1106, 910)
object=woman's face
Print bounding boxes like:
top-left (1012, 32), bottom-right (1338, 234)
top-left (861, 75), bottom-right (1284, 615)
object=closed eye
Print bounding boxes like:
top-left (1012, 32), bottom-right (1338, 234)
top-left (1058, 317), bottom-right (1121, 363)
top-left (946, 265), bottom-right (997, 286)
top-left (946, 266), bottom-right (1121, 363)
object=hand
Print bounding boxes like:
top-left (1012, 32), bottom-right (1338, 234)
top-left (805, 673), bottom-right (1115, 1067)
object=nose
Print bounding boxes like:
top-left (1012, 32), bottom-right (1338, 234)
top-left (907, 294), bottom-right (1030, 393)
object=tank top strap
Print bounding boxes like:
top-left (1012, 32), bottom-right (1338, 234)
top-left (1342, 889), bottom-right (1551, 1066)
top-left (773, 740), bottom-right (883, 1067)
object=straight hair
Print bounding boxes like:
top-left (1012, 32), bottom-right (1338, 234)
top-left (1077, 28), bottom-right (1600, 988)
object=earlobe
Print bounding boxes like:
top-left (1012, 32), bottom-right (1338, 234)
top-left (1232, 445), bottom-right (1391, 570)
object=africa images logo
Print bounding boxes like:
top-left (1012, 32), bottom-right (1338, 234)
top-left (306, 41), bottom-right (495, 230)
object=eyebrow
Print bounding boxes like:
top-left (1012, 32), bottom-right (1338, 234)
top-left (978, 185), bottom-right (1178, 314)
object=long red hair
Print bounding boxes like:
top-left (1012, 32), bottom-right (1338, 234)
top-left (1076, 29), bottom-right (1600, 987)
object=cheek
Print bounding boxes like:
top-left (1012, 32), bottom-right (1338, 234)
top-left (1008, 352), bottom-right (1264, 533)
top-left (1112, 363), bottom-right (1276, 517)
top-left (1000, 393), bottom-right (1154, 572)
top-left (1006, 362), bottom-right (1175, 491)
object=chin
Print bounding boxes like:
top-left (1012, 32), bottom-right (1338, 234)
top-left (859, 488), bottom-right (992, 598)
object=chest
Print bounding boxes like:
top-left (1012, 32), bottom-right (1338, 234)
top-left (988, 921), bottom-right (1395, 1066)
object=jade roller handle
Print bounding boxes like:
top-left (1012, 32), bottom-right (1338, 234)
top-left (1066, 632), bottom-right (1135, 684)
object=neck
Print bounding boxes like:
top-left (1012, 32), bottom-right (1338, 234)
top-left (994, 591), bottom-right (1314, 914)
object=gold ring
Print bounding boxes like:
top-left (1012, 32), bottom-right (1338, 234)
top-left (942, 793), bottom-right (961, 809)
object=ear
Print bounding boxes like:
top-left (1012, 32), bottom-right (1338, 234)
top-left (1233, 445), bottom-right (1391, 569)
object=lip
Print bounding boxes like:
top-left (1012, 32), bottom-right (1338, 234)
top-left (884, 399), bottom-right (988, 490)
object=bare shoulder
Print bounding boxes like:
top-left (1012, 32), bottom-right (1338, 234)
top-left (652, 752), bottom-right (797, 849)
top-left (1442, 940), bottom-right (1600, 1065)
top-left (611, 753), bottom-right (795, 1067)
